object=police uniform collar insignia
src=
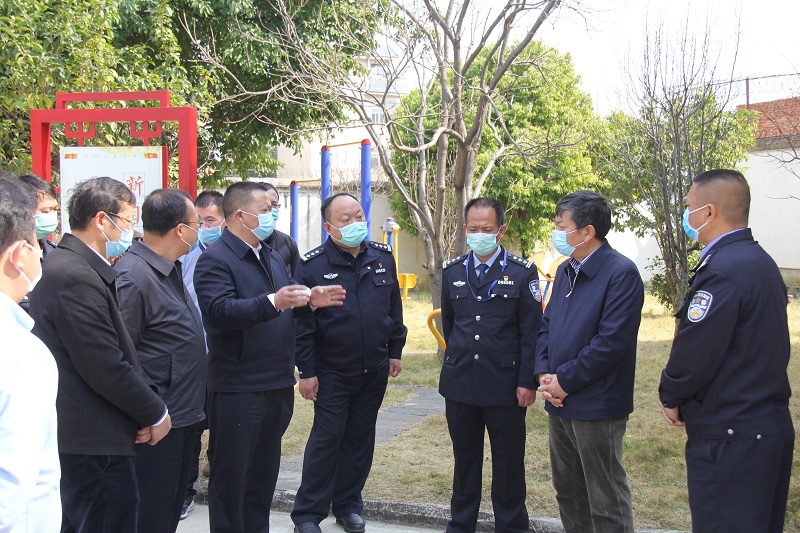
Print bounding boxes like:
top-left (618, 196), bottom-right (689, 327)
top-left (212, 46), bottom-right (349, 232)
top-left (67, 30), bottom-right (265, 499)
top-left (323, 273), bottom-right (338, 279)
top-left (453, 280), bottom-right (466, 287)
top-left (687, 290), bottom-right (713, 322)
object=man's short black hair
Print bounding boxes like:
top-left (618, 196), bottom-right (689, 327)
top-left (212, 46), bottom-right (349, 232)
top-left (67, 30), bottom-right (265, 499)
top-left (258, 182), bottom-right (278, 194)
top-left (555, 190), bottom-right (612, 240)
top-left (320, 193), bottom-right (359, 222)
top-left (223, 181), bottom-right (265, 219)
top-left (0, 177), bottom-right (36, 253)
top-left (142, 189), bottom-right (192, 236)
top-left (67, 177), bottom-right (136, 230)
top-left (18, 173), bottom-right (57, 200)
top-left (692, 168), bottom-right (750, 224)
top-left (465, 197), bottom-right (505, 227)
top-left (195, 190), bottom-right (223, 210)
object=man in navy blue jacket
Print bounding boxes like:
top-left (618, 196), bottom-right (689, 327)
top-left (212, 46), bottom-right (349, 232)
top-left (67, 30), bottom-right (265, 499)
top-left (535, 190), bottom-right (644, 533)
top-left (193, 181), bottom-right (345, 533)
top-left (660, 169), bottom-right (793, 533)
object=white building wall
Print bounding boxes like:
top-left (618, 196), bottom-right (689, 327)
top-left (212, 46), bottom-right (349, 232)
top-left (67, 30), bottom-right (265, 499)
top-left (744, 149), bottom-right (800, 287)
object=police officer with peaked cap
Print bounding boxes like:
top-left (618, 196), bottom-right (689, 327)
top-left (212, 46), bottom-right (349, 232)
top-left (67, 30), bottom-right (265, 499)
top-left (291, 193), bottom-right (407, 533)
top-left (659, 169), bottom-right (793, 533)
top-left (440, 197), bottom-right (542, 533)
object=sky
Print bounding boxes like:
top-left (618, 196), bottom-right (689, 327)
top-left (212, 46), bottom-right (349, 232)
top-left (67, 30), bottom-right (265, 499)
top-left (536, 0), bottom-right (800, 115)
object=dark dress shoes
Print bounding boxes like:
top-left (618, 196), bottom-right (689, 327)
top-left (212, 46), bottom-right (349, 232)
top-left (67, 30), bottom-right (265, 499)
top-left (294, 522), bottom-right (322, 533)
top-left (335, 513), bottom-right (366, 533)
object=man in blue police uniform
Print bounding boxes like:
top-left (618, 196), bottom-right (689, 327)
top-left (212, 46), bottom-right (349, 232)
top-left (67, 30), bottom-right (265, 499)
top-left (535, 191), bottom-right (643, 533)
top-left (659, 169), bottom-right (793, 533)
top-left (291, 193), bottom-right (407, 533)
top-left (440, 197), bottom-right (541, 533)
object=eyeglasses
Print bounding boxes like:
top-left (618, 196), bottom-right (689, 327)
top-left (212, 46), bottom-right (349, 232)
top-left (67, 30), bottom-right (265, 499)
top-left (107, 212), bottom-right (134, 230)
top-left (271, 203), bottom-right (281, 210)
top-left (181, 221), bottom-right (204, 228)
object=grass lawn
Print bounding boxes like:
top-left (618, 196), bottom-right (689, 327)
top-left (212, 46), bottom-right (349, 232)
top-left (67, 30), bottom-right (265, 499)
top-left (361, 291), bottom-right (800, 531)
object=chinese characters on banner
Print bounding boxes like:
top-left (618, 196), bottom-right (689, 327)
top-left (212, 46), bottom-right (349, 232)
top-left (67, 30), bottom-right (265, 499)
top-left (59, 146), bottom-right (164, 235)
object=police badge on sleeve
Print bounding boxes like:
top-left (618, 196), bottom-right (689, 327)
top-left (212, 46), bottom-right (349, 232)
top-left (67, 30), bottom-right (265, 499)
top-left (529, 279), bottom-right (542, 302)
top-left (687, 290), bottom-right (713, 322)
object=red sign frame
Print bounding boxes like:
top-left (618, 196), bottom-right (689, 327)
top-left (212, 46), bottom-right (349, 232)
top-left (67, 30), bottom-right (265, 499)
top-left (30, 90), bottom-right (198, 197)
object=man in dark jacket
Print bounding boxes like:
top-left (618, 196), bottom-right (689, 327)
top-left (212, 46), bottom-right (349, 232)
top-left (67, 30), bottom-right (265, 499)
top-left (193, 181), bottom-right (344, 533)
top-left (30, 176), bottom-right (171, 533)
top-left (660, 169), bottom-right (793, 533)
top-left (291, 193), bottom-right (407, 533)
top-left (261, 182), bottom-right (300, 276)
top-left (535, 190), bottom-right (644, 533)
top-left (116, 189), bottom-right (206, 532)
top-left (440, 197), bottom-right (541, 533)
top-left (17, 173), bottom-right (58, 312)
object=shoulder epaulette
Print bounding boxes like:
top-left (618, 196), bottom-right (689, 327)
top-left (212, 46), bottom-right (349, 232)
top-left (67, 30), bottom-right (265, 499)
top-left (368, 241), bottom-right (393, 254)
top-left (301, 245), bottom-right (325, 262)
top-left (442, 253), bottom-right (468, 269)
top-left (506, 253), bottom-right (533, 269)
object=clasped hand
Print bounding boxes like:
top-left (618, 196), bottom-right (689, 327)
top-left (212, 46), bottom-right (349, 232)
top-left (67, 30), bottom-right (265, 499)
top-left (274, 284), bottom-right (346, 311)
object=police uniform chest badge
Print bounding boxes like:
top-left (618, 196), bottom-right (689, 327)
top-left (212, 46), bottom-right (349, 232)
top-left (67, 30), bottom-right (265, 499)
top-left (687, 290), bottom-right (713, 322)
top-left (323, 273), bottom-right (338, 280)
top-left (529, 279), bottom-right (542, 302)
top-left (453, 280), bottom-right (466, 287)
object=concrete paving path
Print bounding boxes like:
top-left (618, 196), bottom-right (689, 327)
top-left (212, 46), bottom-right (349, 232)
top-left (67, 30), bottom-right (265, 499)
top-left (275, 386), bottom-right (445, 493)
top-left (177, 505), bottom-right (444, 533)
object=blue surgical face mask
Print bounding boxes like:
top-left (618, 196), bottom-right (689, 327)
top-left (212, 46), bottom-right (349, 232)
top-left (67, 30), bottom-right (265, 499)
top-left (198, 224), bottom-right (222, 244)
top-left (682, 204), bottom-right (709, 241)
top-left (34, 211), bottom-right (58, 239)
top-left (271, 208), bottom-right (280, 222)
top-left (180, 223), bottom-right (200, 253)
top-left (552, 228), bottom-right (583, 257)
top-left (241, 210), bottom-right (275, 241)
top-left (466, 232), bottom-right (499, 256)
top-left (103, 214), bottom-right (133, 258)
top-left (330, 221), bottom-right (369, 247)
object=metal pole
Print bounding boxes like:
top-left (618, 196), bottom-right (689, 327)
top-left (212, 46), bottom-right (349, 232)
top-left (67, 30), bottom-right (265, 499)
top-left (361, 139), bottom-right (372, 238)
top-left (321, 145), bottom-right (331, 242)
top-left (290, 181), bottom-right (299, 242)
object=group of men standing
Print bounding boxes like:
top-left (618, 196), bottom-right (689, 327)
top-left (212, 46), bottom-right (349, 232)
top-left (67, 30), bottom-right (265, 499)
top-left (0, 167), bottom-right (793, 533)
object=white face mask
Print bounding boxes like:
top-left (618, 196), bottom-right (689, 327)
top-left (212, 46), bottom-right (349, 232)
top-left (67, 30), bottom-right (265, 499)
top-left (15, 242), bottom-right (43, 293)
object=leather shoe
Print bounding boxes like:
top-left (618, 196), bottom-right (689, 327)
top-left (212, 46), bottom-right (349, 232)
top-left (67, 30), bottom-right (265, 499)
top-left (335, 513), bottom-right (366, 533)
top-left (294, 522), bottom-right (322, 533)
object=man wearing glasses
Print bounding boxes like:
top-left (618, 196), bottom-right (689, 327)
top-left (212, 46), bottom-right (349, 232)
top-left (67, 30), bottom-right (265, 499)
top-left (30, 177), bottom-right (171, 533)
top-left (115, 189), bottom-right (207, 532)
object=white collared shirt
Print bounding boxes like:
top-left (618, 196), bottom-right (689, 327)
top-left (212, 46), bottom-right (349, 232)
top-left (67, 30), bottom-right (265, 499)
top-left (0, 291), bottom-right (61, 532)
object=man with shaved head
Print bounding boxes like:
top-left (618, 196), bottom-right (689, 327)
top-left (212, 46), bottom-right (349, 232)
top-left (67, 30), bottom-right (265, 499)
top-left (659, 169), bottom-right (793, 533)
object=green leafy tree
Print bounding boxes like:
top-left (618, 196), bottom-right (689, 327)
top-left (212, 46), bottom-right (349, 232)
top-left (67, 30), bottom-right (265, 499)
top-left (116, 0), bottom-right (369, 182)
top-left (594, 19), bottom-right (757, 315)
top-left (0, 0), bottom-right (208, 181)
top-left (389, 40), bottom-right (599, 258)
top-left (242, 0), bottom-right (569, 309)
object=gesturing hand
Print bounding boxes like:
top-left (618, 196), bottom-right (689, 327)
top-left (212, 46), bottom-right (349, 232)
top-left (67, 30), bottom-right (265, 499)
top-left (309, 285), bottom-right (346, 308)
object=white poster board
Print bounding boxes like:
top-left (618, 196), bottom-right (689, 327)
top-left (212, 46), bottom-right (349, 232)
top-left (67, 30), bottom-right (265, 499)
top-left (59, 146), bottom-right (164, 235)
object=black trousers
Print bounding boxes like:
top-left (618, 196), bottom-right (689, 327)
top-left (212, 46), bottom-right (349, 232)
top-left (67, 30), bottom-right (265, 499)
top-left (185, 404), bottom-right (210, 500)
top-left (686, 422), bottom-right (794, 533)
top-left (60, 453), bottom-right (138, 533)
top-left (136, 422), bottom-right (199, 532)
top-left (207, 388), bottom-right (294, 533)
top-left (445, 400), bottom-right (529, 533)
top-left (291, 368), bottom-right (388, 525)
